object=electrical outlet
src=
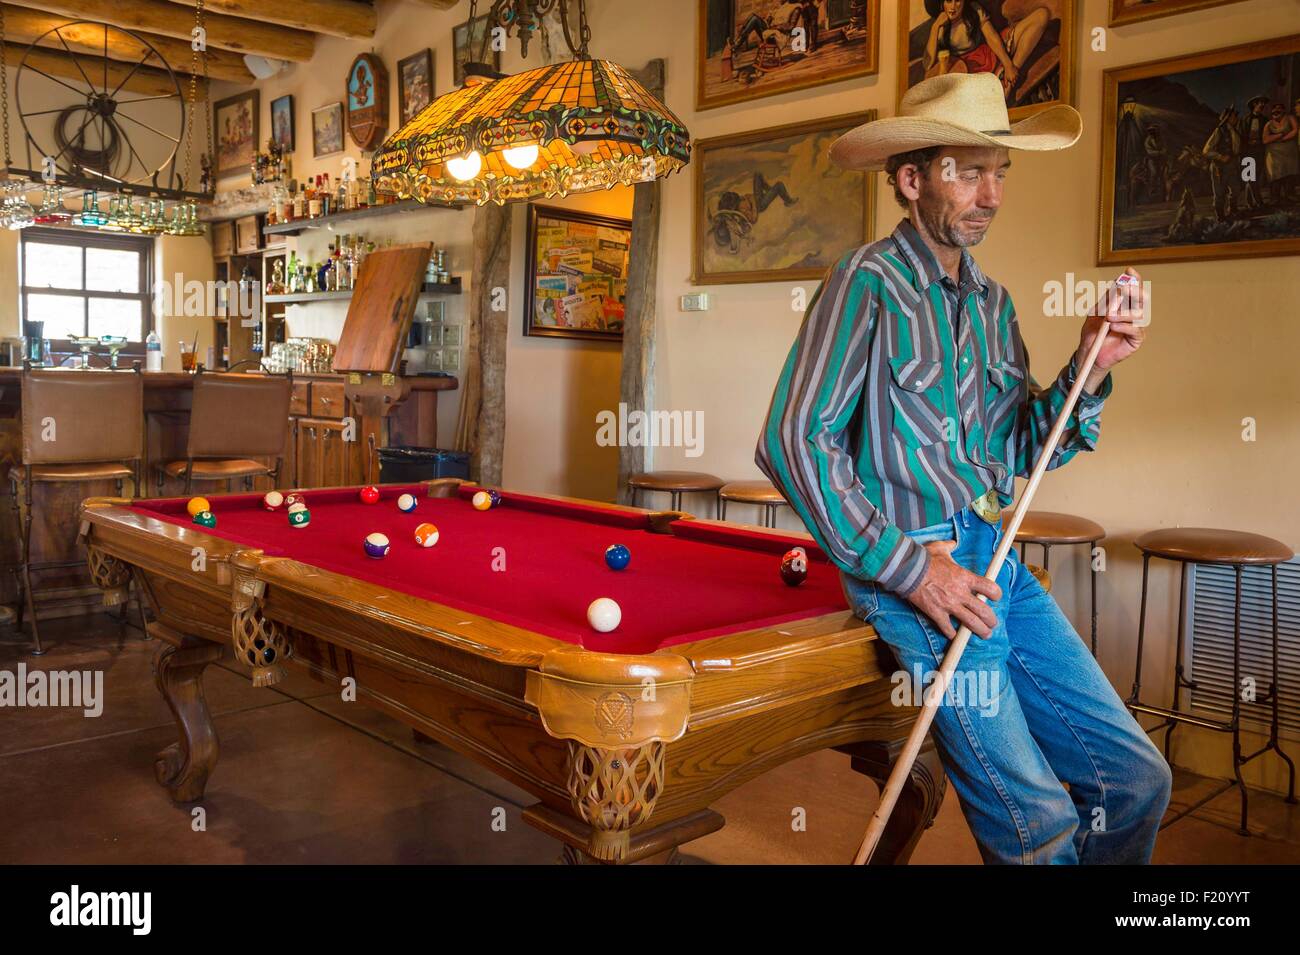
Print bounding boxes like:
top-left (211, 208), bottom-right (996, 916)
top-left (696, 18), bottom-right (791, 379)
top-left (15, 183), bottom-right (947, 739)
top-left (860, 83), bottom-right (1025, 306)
top-left (680, 293), bottom-right (710, 312)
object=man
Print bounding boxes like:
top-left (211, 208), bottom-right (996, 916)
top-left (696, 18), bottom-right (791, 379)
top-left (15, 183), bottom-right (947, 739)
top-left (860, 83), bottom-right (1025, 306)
top-left (756, 73), bottom-right (1170, 864)
top-left (1203, 105), bottom-right (1241, 221)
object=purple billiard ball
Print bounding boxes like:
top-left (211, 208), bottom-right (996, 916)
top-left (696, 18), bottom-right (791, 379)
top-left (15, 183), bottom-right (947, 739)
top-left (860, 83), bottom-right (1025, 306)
top-left (364, 532), bottom-right (390, 558)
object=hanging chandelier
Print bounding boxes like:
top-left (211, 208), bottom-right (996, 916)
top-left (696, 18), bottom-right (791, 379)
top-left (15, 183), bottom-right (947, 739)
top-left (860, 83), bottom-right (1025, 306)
top-left (371, 0), bottom-right (690, 205)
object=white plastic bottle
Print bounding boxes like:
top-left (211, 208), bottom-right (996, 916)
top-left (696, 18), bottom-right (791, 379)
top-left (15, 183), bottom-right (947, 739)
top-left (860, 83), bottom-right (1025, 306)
top-left (145, 331), bottom-right (163, 372)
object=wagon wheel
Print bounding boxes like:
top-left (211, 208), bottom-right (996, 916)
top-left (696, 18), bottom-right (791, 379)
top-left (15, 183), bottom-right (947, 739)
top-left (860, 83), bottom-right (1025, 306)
top-left (13, 20), bottom-right (185, 189)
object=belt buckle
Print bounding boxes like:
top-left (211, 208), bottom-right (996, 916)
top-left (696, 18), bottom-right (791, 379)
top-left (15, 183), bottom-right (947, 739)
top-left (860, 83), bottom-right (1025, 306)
top-left (971, 489), bottom-right (1000, 524)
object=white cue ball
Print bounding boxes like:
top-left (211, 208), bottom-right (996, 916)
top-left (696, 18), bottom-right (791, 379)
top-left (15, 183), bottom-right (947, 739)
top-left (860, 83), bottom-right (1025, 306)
top-left (586, 597), bottom-right (622, 633)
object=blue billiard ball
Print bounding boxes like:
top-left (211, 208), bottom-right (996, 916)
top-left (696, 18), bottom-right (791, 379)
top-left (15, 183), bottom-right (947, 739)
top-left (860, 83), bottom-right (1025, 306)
top-left (605, 543), bottom-right (631, 571)
top-left (397, 493), bottom-right (418, 512)
top-left (364, 532), bottom-right (390, 558)
top-left (487, 489), bottom-right (502, 508)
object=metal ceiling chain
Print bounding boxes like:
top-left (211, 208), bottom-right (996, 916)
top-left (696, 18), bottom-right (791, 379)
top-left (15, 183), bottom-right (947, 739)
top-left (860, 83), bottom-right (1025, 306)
top-left (1, 4), bottom-right (12, 168)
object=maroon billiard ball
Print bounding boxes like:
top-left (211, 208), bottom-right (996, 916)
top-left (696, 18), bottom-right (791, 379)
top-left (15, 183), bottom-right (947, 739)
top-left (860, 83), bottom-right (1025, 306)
top-left (780, 547), bottom-right (808, 587)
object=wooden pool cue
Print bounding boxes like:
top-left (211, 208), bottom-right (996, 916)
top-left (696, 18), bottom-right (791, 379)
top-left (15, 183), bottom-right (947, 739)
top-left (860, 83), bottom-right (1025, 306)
top-left (852, 274), bottom-right (1136, 865)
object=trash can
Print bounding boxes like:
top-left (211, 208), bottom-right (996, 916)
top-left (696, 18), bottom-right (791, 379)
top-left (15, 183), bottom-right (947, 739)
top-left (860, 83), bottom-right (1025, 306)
top-left (377, 447), bottom-right (471, 483)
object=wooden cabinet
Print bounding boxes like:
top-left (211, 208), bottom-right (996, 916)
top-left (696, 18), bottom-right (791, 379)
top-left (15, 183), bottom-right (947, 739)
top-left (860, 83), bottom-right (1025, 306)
top-left (294, 416), bottom-right (363, 488)
top-left (212, 221), bottom-right (234, 258)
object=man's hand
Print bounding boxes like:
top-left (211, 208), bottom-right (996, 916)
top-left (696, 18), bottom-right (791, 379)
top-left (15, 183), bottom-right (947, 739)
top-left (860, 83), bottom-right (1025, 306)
top-left (1075, 267), bottom-right (1147, 384)
top-left (905, 540), bottom-right (1002, 639)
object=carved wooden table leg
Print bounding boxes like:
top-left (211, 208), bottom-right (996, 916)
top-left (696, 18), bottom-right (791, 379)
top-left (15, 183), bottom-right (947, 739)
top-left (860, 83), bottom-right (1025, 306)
top-left (841, 737), bottom-right (947, 864)
top-left (153, 634), bottom-right (226, 802)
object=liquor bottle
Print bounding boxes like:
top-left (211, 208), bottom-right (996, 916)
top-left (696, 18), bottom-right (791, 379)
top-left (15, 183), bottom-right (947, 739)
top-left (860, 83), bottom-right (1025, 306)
top-left (308, 177), bottom-right (322, 218)
top-left (291, 181), bottom-right (305, 220)
top-left (287, 251), bottom-right (299, 293)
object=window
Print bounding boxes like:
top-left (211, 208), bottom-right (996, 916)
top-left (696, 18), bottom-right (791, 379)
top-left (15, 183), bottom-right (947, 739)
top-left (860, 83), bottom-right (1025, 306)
top-left (20, 228), bottom-right (154, 354)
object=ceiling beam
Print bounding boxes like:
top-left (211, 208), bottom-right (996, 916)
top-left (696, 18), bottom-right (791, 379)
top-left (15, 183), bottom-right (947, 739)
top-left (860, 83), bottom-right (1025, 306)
top-left (4, 41), bottom-right (204, 97)
top-left (162, 0), bottom-right (376, 40)
top-left (14, 0), bottom-right (316, 62)
top-left (2, 5), bottom-right (254, 82)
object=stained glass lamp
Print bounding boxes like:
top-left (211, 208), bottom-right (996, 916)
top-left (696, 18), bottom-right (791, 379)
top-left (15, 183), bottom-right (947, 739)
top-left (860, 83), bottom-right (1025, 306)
top-left (372, 59), bottom-right (691, 205)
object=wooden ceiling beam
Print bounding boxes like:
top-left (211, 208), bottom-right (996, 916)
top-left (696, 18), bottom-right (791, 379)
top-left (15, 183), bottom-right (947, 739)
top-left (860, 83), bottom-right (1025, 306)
top-left (4, 41), bottom-right (204, 97)
top-left (162, 0), bottom-right (376, 40)
top-left (2, 5), bottom-right (254, 82)
top-left (13, 0), bottom-right (316, 62)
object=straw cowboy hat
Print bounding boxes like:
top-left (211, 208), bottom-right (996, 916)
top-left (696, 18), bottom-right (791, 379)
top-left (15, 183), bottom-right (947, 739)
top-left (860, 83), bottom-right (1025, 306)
top-left (830, 72), bottom-right (1082, 172)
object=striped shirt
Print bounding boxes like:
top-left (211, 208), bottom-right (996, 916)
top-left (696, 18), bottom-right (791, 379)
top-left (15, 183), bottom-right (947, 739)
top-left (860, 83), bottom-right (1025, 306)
top-left (756, 217), bottom-right (1113, 597)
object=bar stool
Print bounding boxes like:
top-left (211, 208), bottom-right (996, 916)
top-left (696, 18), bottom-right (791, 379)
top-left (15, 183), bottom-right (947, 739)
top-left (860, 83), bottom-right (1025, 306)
top-left (627, 471), bottom-right (724, 518)
top-left (1127, 527), bottom-right (1297, 835)
top-left (719, 480), bottom-right (788, 528)
top-left (1001, 509), bottom-right (1105, 655)
top-left (156, 371), bottom-right (291, 494)
top-left (8, 365), bottom-right (143, 655)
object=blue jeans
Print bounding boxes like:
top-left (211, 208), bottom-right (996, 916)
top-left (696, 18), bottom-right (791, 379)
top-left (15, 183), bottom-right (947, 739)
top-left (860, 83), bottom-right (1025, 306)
top-left (842, 506), bottom-right (1172, 864)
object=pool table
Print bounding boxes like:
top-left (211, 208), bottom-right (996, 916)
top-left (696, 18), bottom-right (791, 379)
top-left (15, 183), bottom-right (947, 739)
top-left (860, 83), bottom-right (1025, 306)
top-left (78, 478), bottom-right (989, 864)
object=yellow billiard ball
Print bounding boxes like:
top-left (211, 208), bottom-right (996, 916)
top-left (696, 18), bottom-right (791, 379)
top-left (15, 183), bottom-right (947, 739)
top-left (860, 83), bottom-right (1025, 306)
top-left (186, 497), bottom-right (211, 517)
top-left (472, 490), bottom-right (492, 511)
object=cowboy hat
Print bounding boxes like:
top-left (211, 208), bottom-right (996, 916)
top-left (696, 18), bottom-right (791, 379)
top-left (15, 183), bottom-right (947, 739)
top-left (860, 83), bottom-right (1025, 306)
top-left (829, 72), bottom-right (1082, 172)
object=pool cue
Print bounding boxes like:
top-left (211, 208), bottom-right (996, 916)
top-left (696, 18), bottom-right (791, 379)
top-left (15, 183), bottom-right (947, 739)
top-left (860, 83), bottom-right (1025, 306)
top-left (852, 275), bottom-right (1135, 865)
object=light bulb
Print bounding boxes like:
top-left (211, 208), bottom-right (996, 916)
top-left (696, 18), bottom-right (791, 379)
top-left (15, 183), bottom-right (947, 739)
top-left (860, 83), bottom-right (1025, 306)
top-left (446, 151), bottom-right (482, 182)
top-left (502, 144), bottom-right (539, 169)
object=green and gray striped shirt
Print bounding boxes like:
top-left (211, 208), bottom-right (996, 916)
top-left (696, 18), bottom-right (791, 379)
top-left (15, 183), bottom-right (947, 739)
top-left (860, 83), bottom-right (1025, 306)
top-left (756, 217), bottom-right (1113, 597)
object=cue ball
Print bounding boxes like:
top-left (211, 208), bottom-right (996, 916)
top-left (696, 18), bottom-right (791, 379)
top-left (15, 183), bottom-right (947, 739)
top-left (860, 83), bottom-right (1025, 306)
top-left (780, 547), bottom-right (808, 587)
top-left (288, 508), bottom-right (311, 528)
top-left (186, 497), bottom-right (210, 517)
top-left (364, 532), bottom-right (390, 558)
top-left (587, 597), bottom-right (622, 633)
top-left (604, 544), bottom-right (631, 571)
top-left (397, 493), bottom-right (418, 512)
top-left (414, 523), bottom-right (440, 547)
top-left (360, 485), bottom-right (380, 504)
top-left (472, 490), bottom-right (493, 511)
top-left (192, 510), bottom-right (216, 528)
top-left (263, 490), bottom-right (284, 511)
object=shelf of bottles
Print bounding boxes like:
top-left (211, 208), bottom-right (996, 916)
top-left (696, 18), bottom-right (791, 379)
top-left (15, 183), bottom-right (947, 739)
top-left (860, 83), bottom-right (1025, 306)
top-left (262, 173), bottom-right (461, 238)
top-left (264, 236), bottom-right (459, 303)
top-left (0, 181), bottom-right (205, 235)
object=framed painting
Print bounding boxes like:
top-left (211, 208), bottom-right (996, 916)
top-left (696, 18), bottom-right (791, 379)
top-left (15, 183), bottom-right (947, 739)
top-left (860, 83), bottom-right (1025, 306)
top-left (347, 53), bottom-right (389, 150)
top-left (270, 94), bottom-right (294, 151)
top-left (697, 0), bottom-right (880, 111)
top-left (691, 111), bottom-right (876, 285)
top-left (312, 102), bottom-right (344, 158)
top-left (523, 205), bottom-right (631, 341)
top-left (453, 15), bottom-right (502, 86)
top-left (897, 0), bottom-right (1075, 121)
top-left (1098, 35), bottom-right (1300, 266)
top-left (1108, 0), bottom-right (1248, 26)
top-left (398, 49), bottom-right (435, 125)
top-left (213, 90), bottom-right (258, 178)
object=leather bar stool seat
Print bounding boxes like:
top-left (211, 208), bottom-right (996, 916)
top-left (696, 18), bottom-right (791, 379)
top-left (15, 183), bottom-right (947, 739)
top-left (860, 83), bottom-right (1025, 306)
top-left (1128, 525), bottom-right (1296, 835)
top-left (1001, 508), bottom-right (1106, 655)
top-left (1134, 527), bottom-right (1292, 565)
top-left (159, 458), bottom-right (270, 482)
top-left (9, 462), bottom-right (135, 483)
top-left (719, 480), bottom-right (788, 528)
top-left (627, 470), bottom-right (725, 517)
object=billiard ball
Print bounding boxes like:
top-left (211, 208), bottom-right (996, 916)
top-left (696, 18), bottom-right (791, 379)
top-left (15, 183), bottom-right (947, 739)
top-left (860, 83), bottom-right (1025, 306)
top-left (487, 489), bottom-right (502, 509)
top-left (414, 523), bottom-right (439, 547)
top-left (780, 547), bottom-right (808, 587)
top-left (397, 493), bottom-right (418, 513)
top-left (284, 493), bottom-right (305, 509)
top-left (360, 485), bottom-right (380, 504)
top-left (363, 532), bottom-right (390, 558)
top-left (288, 508), bottom-right (311, 528)
top-left (604, 543), bottom-right (631, 571)
top-left (587, 597), bottom-right (622, 633)
top-left (263, 490), bottom-right (284, 511)
top-left (472, 490), bottom-right (493, 511)
top-left (192, 510), bottom-right (217, 528)
top-left (287, 501), bottom-right (307, 514)
top-left (186, 497), bottom-right (210, 517)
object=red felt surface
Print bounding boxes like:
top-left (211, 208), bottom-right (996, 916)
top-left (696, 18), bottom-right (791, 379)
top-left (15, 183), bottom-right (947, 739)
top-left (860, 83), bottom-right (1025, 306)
top-left (131, 485), bottom-right (850, 653)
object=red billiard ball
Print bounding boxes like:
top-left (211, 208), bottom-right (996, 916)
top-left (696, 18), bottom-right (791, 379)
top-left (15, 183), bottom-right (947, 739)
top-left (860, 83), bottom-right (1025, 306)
top-left (359, 485), bottom-right (380, 504)
top-left (284, 493), bottom-right (305, 510)
top-left (780, 547), bottom-right (808, 587)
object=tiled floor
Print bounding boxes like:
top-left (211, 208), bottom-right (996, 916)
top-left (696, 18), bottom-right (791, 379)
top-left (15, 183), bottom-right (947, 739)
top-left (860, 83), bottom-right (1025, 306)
top-left (1, 614), bottom-right (1297, 865)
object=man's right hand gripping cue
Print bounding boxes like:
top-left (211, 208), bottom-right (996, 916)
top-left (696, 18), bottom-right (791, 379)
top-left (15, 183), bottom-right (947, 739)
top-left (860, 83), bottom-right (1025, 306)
top-left (907, 542), bottom-right (1002, 639)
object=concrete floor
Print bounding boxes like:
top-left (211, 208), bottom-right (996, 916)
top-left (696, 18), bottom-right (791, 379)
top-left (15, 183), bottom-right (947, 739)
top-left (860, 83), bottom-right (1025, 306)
top-left (2, 613), bottom-right (1297, 865)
